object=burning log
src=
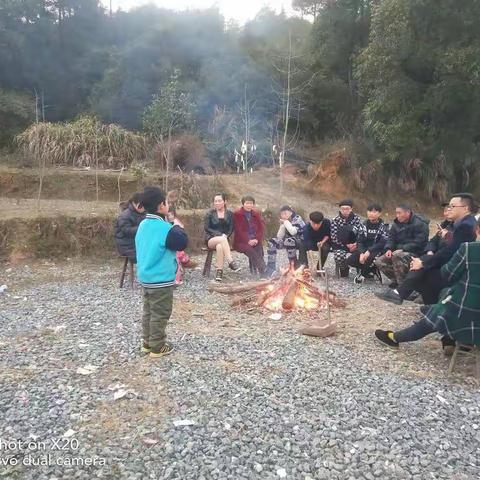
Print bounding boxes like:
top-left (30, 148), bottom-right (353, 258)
top-left (282, 281), bottom-right (299, 311)
top-left (208, 279), bottom-right (273, 294)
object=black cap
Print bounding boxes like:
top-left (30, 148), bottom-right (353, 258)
top-left (339, 199), bottom-right (353, 207)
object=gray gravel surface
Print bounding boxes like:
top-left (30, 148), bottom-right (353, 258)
top-left (1, 255), bottom-right (479, 480)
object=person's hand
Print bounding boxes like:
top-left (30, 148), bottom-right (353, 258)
top-left (317, 241), bottom-right (323, 249)
top-left (427, 251), bottom-right (434, 256)
top-left (385, 250), bottom-right (393, 258)
top-left (173, 218), bottom-right (183, 228)
top-left (248, 239), bottom-right (258, 246)
top-left (393, 249), bottom-right (403, 255)
top-left (410, 257), bottom-right (423, 271)
top-left (279, 218), bottom-right (285, 225)
top-left (359, 253), bottom-right (366, 264)
top-left (439, 228), bottom-right (449, 238)
top-left (346, 243), bottom-right (357, 253)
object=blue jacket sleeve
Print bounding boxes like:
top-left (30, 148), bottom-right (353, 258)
top-left (166, 226), bottom-right (188, 252)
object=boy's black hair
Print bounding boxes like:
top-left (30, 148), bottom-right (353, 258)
top-left (130, 192), bottom-right (143, 205)
top-left (452, 192), bottom-right (475, 212)
top-left (339, 199), bottom-right (353, 207)
top-left (397, 203), bottom-right (412, 211)
top-left (214, 193), bottom-right (227, 201)
top-left (241, 195), bottom-right (255, 205)
top-left (367, 203), bottom-right (382, 212)
top-left (280, 205), bottom-right (293, 212)
top-left (142, 187), bottom-right (166, 214)
top-left (309, 211), bottom-right (324, 223)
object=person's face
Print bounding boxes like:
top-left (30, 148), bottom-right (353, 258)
top-left (243, 201), bottom-right (254, 212)
top-left (280, 210), bottom-right (292, 221)
top-left (310, 220), bottom-right (322, 231)
top-left (395, 208), bottom-right (411, 223)
top-left (340, 206), bottom-right (352, 218)
top-left (367, 209), bottom-right (381, 222)
top-left (166, 211), bottom-right (175, 222)
top-left (443, 206), bottom-right (454, 221)
top-left (157, 200), bottom-right (169, 215)
top-left (213, 195), bottom-right (225, 210)
top-left (447, 197), bottom-right (468, 222)
top-left (133, 202), bottom-right (145, 214)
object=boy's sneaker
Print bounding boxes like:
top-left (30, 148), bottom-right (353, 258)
top-left (374, 330), bottom-right (399, 349)
top-left (353, 273), bottom-right (365, 284)
top-left (388, 281), bottom-right (398, 289)
top-left (375, 289), bottom-right (403, 305)
top-left (228, 261), bottom-right (241, 272)
top-left (215, 269), bottom-right (223, 282)
top-left (150, 342), bottom-right (174, 358)
top-left (141, 343), bottom-right (151, 354)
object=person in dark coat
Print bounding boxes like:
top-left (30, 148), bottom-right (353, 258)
top-left (204, 193), bottom-right (239, 282)
top-left (233, 195), bottom-right (266, 277)
top-left (374, 204), bottom-right (429, 287)
top-left (302, 211), bottom-right (331, 274)
top-left (376, 194), bottom-right (477, 305)
top-left (114, 192), bottom-right (145, 261)
top-left (347, 203), bottom-right (389, 280)
top-left (374, 220), bottom-right (480, 350)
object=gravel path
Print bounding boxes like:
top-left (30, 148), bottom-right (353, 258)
top-left (1, 255), bottom-right (479, 480)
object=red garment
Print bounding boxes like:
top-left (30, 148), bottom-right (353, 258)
top-left (233, 208), bottom-right (265, 252)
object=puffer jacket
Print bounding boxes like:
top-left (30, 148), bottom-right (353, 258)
top-left (114, 203), bottom-right (146, 258)
top-left (385, 212), bottom-right (429, 255)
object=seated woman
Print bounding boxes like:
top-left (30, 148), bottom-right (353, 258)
top-left (114, 192), bottom-right (145, 262)
top-left (374, 223), bottom-right (480, 351)
top-left (204, 193), bottom-right (240, 282)
top-left (233, 195), bottom-right (266, 277)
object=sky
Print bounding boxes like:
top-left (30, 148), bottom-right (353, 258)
top-left (103, 0), bottom-right (297, 24)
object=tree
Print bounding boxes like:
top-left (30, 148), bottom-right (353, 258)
top-left (356, 0), bottom-right (480, 196)
top-left (292, 0), bottom-right (325, 19)
top-left (142, 71), bottom-right (196, 191)
top-left (0, 89), bottom-right (34, 148)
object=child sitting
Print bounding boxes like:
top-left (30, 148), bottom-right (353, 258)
top-left (135, 187), bottom-right (188, 358)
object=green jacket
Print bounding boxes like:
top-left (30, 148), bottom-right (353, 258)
top-left (422, 242), bottom-right (480, 345)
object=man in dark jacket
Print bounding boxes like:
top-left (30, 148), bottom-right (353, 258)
top-left (233, 195), bottom-right (266, 276)
top-left (347, 203), bottom-right (389, 281)
top-left (303, 211), bottom-right (331, 274)
top-left (374, 204), bottom-right (429, 287)
top-left (376, 194), bottom-right (477, 305)
top-left (114, 192), bottom-right (146, 261)
top-left (330, 199), bottom-right (364, 277)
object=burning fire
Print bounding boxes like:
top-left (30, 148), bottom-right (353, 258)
top-left (260, 265), bottom-right (326, 312)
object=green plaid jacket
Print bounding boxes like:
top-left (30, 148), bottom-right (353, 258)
top-left (421, 242), bottom-right (480, 345)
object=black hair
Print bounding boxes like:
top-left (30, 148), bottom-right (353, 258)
top-left (130, 192), bottom-right (143, 205)
top-left (241, 195), bottom-right (255, 205)
top-left (280, 205), bottom-right (293, 212)
top-left (339, 199), bottom-right (353, 207)
top-left (452, 193), bottom-right (475, 212)
top-left (309, 211), bottom-right (324, 223)
top-left (367, 203), bottom-right (382, 212)
top-left (397, 204), bottom-right (412, 211)
top-left (142, 187), bottom-right (166, 214)
top-left (213, 192), bottom-right (227, 202)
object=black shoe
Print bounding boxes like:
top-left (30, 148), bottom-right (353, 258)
top-left (215, 269), bottom-right (223, 282)
top-left (388, 281), bottom-right (398, 289)
top-left (375, 330), bottom-right (399, 349)
top-left (228, 261), bottom-right (241, 272)
top-left (406, 292), bottom-right (420, 302)
top-left (375, 289), bottom-right (403, 305)
top-left (441, 336), bottom-right (456, 356)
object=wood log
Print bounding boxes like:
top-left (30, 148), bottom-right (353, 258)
top-left (208, 280), bottom-right (273, 294)
top-left (230, 293), bottom-right (257, 307)
top-left (282, 281), bottom-right (299, 310)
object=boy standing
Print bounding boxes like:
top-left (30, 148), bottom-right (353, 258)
top-left (135, 187), bottom-right (188, 358)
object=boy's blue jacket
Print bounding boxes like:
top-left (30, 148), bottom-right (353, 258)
top-left (135, 214), bottom-right (188, 288)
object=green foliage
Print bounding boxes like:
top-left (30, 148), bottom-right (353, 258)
top-left (0, 89), bottom-right (34, 148)
top-left (356, 0), bottom-right (480, 194)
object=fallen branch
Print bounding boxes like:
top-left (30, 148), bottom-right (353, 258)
top-left (208, 280), bottom-right (273, 294)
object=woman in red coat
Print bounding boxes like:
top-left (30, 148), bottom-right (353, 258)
top-left (233, 195), bottom-right (266, 277)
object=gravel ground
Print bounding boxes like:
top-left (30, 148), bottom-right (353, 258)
top-left (1, 254), bottom-right (479, 480)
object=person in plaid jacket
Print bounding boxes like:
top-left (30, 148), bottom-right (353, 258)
top-left (330, 199), bottom-right (364, 277)
top-left (375, 220), bottom-right (480, 349)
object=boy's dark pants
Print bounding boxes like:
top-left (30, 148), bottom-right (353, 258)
top-left (142, 286), bottom-right (173, 351)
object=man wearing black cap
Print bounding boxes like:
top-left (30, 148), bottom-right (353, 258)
top-left (330, 199), bottom-right (364, 277)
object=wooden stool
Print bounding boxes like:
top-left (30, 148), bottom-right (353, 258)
top-left (120, 257), bottom-right (135, 288)
top-left (202, 248), bottom-right (215, 278)
top-left (448, 344), bottom-right (480, 379)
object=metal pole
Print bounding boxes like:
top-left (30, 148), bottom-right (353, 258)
top-left (324, 266), bottom-right (331, 325)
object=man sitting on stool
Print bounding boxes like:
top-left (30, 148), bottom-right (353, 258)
top-left (303, 211), bottom-right (331, 276)
top-left (347, 203), bottom-right (389, 283)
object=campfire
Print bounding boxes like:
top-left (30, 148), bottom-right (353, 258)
top-left (209, 265), bottom-right (345, 314)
